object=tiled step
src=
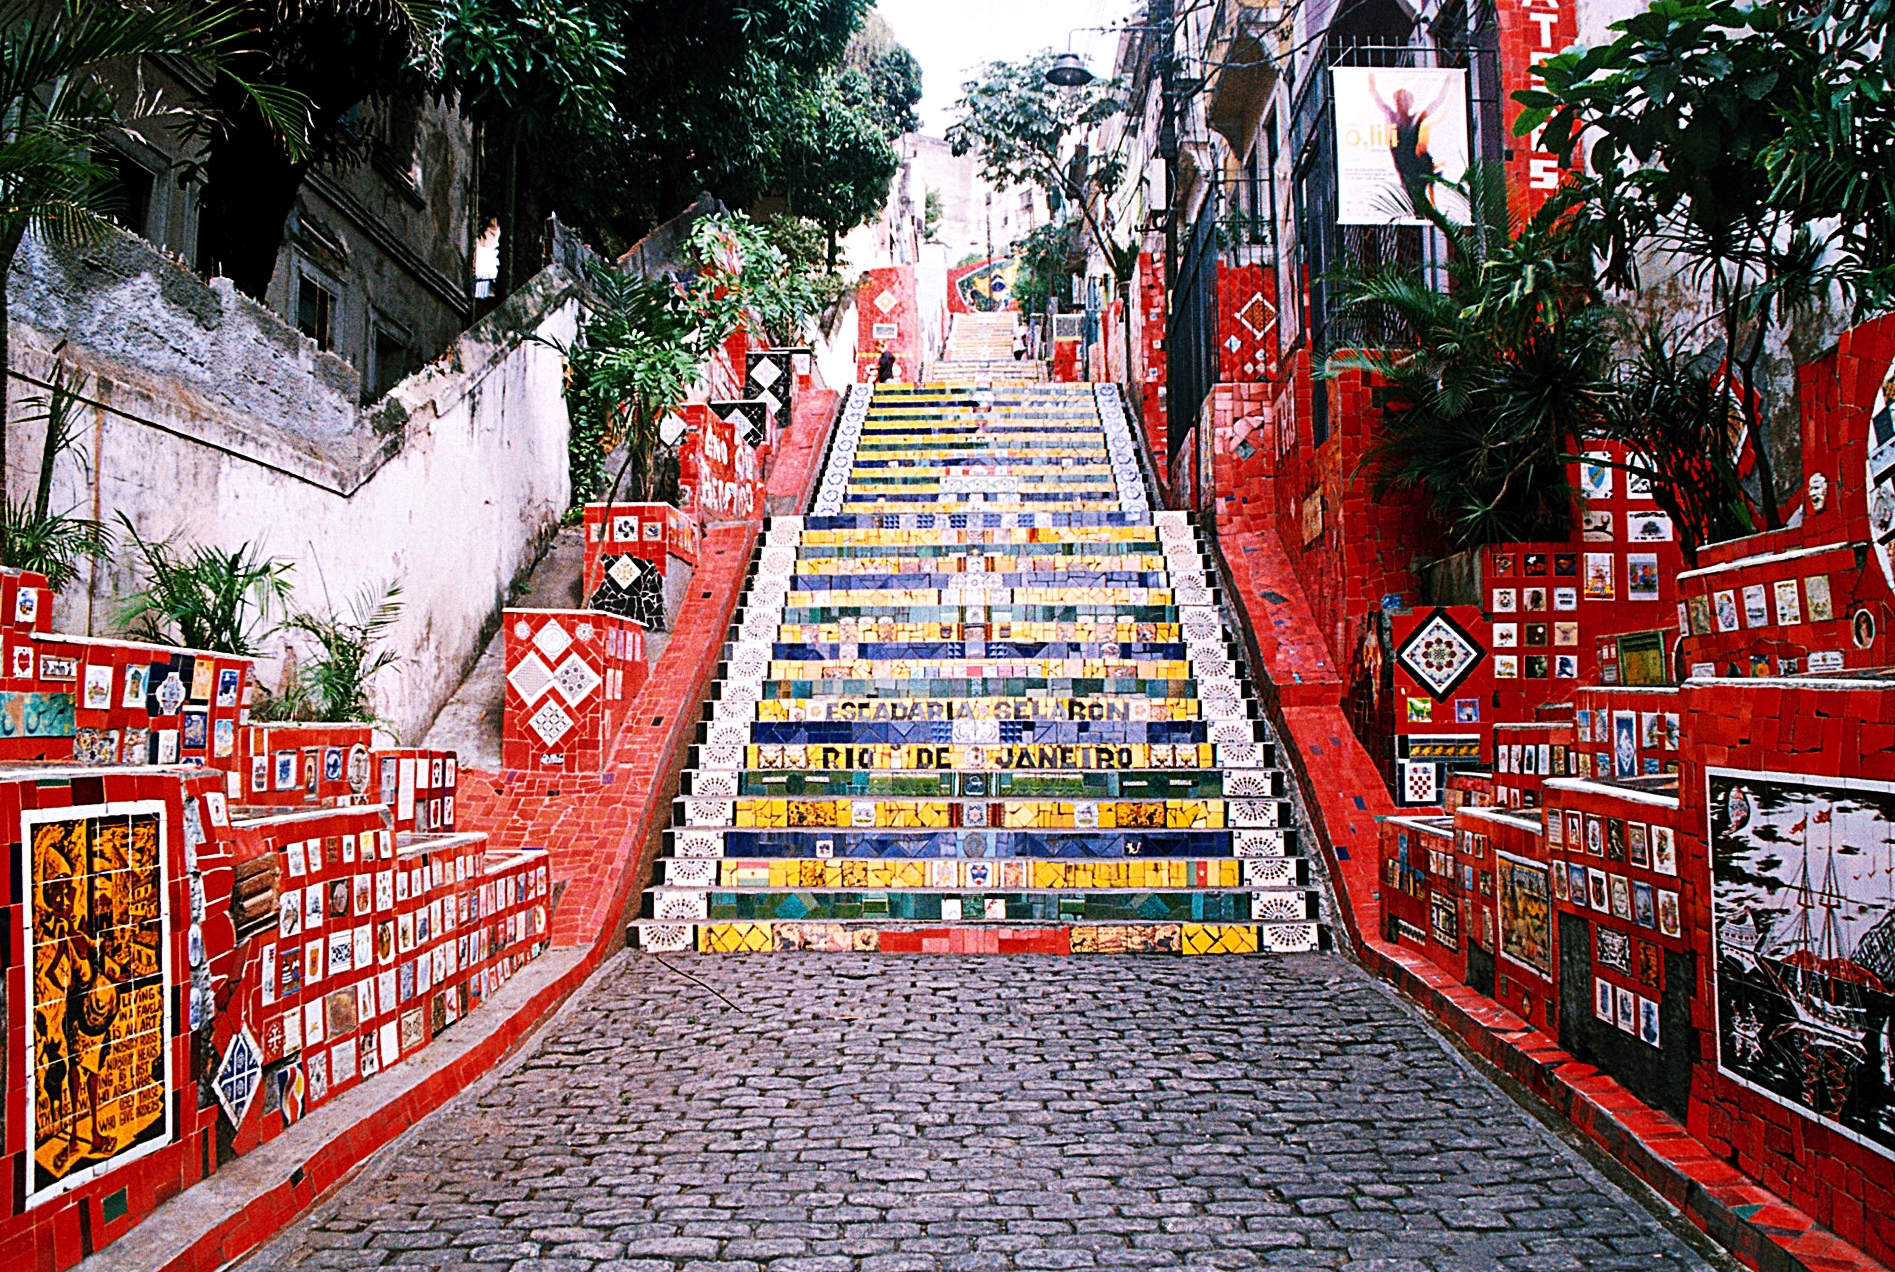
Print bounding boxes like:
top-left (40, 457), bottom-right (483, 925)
top-left (662, 826), bottom-right (1300, 860)
top-left (645, 888), bottom-right (1319, 924)
top-left (630, 919), bottom-right (1315, 955)
top-left (655, 856), bottom-right (1309, 888)
top-left (679, 768), bottom-right (1286, 798)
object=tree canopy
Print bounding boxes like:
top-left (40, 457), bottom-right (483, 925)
top-left (945, 52), bottom-right (1132, 281)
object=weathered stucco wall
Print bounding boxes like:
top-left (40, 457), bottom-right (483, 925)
top-left (7, 230), bottom-right (579, 746)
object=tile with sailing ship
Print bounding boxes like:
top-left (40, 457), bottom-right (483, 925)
top-left (1709, 768), bottom-right (1895, 1157)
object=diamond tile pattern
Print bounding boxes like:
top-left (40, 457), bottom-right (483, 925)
top-left (633, 316), bottom-right (1323, 956)
top-left (532, 619), bottom-right (572, 660)
top-left (552, 654), bottom-right (602, 705)
top-left (506, 652), bottom-right (555, 705)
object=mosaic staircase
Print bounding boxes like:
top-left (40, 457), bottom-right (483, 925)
top-left (630, 377), bottom-right (1323, 955)
top-left (925, 311), bottom-right (1043, 384)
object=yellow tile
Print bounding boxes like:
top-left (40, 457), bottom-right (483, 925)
top-left (1182, 923), bottom-right (1259, 955)
top-left (700, 922), bottom-right (773, 953)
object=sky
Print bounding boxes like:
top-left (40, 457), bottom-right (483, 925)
top-left (874, 0), bottom-right (1142, 136)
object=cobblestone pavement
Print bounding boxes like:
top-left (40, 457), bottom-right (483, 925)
top-left (243, 953), bottom-right (1722, 1272)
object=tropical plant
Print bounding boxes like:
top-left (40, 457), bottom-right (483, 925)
top-left (118, 515), bottom-right (294, 654)
top-left (0, 0), bottom-right (308, 475)
top-left (1758, 0), bottom-right (1895, 313)
top-left (1, 359), bottom-right (111, 587)
top-left (1516, 0), bottom-right (1850, 528)
top-left (264, 582), bottom-right (402, 722)
top-left (556, 210), bottom-right (844, 511)
top-left (1328, 168), bottom-right (1614, 550)
top-left (1596, 326), bottom-right (1758, 567)
top-left (560, 262), bottom-right (699, 508)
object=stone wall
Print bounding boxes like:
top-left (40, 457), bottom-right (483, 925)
top-left (7, 227), bottom-right (582, 746)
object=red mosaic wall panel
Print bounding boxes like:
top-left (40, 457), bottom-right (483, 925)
top-left (499, 610), bottom-right (648, 775)
top-left (580, 502), bottom-right (700, 600)
top-left (677, 403), bottom-right (763, 526)
top-left (368, 748), bottom-right (461, 834)
top-left (234, 723), bottom-right (374, 809)
top-left (855, 266), bottom-right (920, 383)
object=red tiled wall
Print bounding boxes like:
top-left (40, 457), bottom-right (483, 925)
top-left (1676, 680), bottom-right (1895, 1262)
top-left (367, 748), bottom-right (462, 834)
top-left (235, 724), bottom-right (374, 808)
top-left (500, 611), bottom-right (648, 775)
top-left (1497, 0), bottom-right (1579, 215)
top-left (856, 266), bottom-right (920, 383)
top-left (581, 502), bottom-right (701, 600)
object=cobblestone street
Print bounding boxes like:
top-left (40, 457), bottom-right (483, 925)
top-left (242, 954), bottom-right (1720, 1272)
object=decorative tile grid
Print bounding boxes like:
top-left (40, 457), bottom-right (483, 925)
top-left (745, 349), bottom-right (798, 425)
top-left (501, 611), bottom-right (648, 773)
top-left (636, 373), bottom-right (1322, 954)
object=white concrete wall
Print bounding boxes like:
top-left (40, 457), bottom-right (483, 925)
top-left (9, 233), bottom-right (580, 746)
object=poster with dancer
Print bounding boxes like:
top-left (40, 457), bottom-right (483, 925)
top-left (1709, 769), bottom-right (1895, 1158)
top-left (23, 803), bottom-right (172, 1205)
top-left (1332, 67), bottom-right (1469, 225)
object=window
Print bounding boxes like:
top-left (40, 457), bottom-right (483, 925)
top-left (99, 148), bottom-right (154, 237)
top-left (369, 318), bottom-right (412, 400)
top-left (297, 274), bottom-right (335, 350)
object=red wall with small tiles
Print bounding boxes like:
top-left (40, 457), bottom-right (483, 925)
top-left (856, 266), bottom-right (920, 383)
top-left (500, 610), bottom-right (648, 775)
top-left (1675, 314), bottom-right (1895, 679)
top-left (1676, 678), bottom-right (1895, 1263)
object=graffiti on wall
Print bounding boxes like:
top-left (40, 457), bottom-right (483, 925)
top-left (23, 802), bottom-right (172, 1204)
top-left (1710, 769), bottom-right (1895, 1157)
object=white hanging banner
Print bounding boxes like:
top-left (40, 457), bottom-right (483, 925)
top-left (1332, 66), bottom-right (1470, 225)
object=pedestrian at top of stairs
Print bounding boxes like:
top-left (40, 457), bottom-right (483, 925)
top-left (876, 343), bottom-right (897, 383)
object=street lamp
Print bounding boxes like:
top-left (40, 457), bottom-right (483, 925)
top-left (1045, 52), bottom-right (1096, 87)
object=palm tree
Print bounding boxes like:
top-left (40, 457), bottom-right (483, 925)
top-left (1327, 165), bottom-right (1613, 549)
top-left (0, 0), bottom-right (308, 489)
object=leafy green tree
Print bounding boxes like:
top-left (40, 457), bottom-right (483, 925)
top-left (1014, 220), bottom-right (1084, 317)
top-left (946, 53), bottom-right (1130, 283)
top-left (1329, 169), bottom-right (1612, 549)
top-left (777, 66), bottom-right (897, 266)
top-left (867, 45), bottom-right (921, 136)
top-left (948, 53), bottom-right (1131, 374)
top-left (841, 9), bottom-right (919, 136)
top-left (583, 0), bottom-right (873, 243)
top-left (0, 0), bottom-right (306, 475)
top-left (1515, 0), bottom-right (1872, 528)
top-left (426, 0), bottom-right (623, 297)
top-left (1759, 0), bottom-right (1895, 310)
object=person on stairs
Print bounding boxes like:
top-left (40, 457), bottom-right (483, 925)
top-left (1012, 327), bottom-right (1026, 360)
top-left (876, 342), bottom-right (897, 383)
